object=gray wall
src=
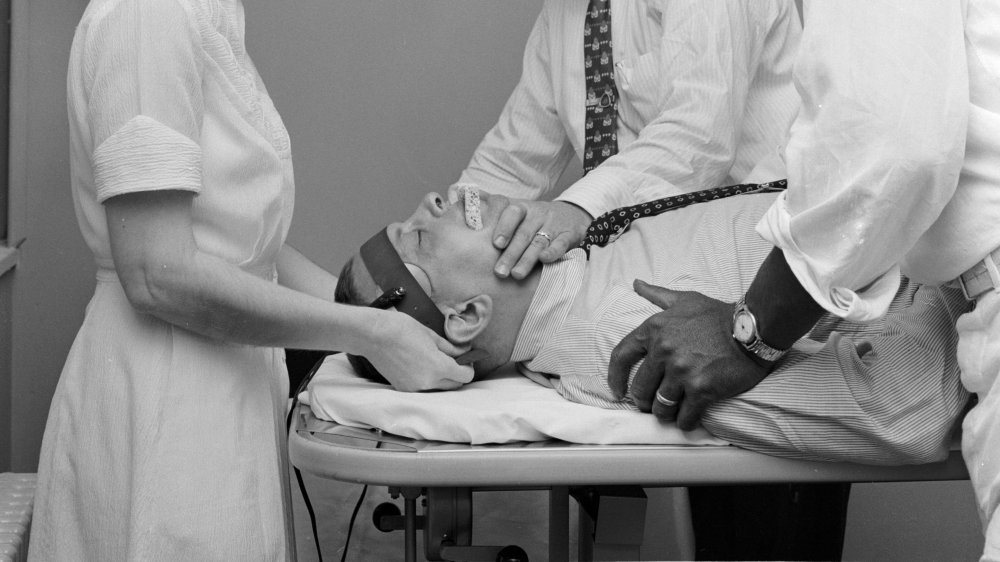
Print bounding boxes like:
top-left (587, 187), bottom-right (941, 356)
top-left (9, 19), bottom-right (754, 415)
top-left (7, 0), bottom-right (544, 471)
top-left (1, 273), bottom-right (11, 472)
top-left (247, 1), bottom-right (565, 274)
top-left (5, 1), bottom-right (983, 559)
top-left (7, 0), bottom-right (94, 473)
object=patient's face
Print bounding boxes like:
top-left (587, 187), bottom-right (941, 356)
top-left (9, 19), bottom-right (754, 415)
top-left (353, 191), bottom-right (509, 303)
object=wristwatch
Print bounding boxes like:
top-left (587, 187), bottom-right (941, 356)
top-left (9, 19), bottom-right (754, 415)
top-left (732, 297), bottom-right (787, 363)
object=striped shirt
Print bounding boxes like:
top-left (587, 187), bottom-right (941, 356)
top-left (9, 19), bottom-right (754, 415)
top-left (512, 192), bottom-right (970, 465)
top-left (452, 0), bottom-right (801, 217)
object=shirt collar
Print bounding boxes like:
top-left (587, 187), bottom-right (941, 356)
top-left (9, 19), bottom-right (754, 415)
top-left (510, 249), bottom-right (587, 363)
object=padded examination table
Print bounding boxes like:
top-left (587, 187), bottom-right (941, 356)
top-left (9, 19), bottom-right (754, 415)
top-left (289, 404), bottom-right (968, 562)
top-left (290, 404), bottom-right (968, 488)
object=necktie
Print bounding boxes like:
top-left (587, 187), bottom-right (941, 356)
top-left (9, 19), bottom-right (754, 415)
top-left (579, 179), bottom-right (788, 257)
top-left (583, 0), bottom-right (619, 174)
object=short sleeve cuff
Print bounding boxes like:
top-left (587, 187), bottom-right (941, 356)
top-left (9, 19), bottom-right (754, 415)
top-left (757, 192), bottom-right (900, 322)
top-left (94, 115), bottom-right (202, 203)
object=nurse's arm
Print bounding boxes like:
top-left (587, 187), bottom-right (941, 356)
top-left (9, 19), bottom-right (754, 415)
top-left (276, 243), bottom-right (338, 301)
top-left (104, 189), bottom-right (473, 390)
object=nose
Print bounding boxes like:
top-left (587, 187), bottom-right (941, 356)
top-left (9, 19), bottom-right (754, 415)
top-left (421, 192), bottom-right (448, 216)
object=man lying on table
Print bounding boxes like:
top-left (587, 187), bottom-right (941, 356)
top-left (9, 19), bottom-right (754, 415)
top-left (334, 184), bottom-right (969, 465)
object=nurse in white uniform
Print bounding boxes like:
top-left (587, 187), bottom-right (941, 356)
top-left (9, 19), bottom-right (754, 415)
top-left (29, 1), bottom-right (472, 560)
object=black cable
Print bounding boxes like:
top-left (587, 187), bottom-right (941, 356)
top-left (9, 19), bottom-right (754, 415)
top-left (340, 441), bottom-right (383, 562)
top-left (287, 353), bottom-right (331, 562)
top-left (288, 287), bottom-right (405, 562)
top-left (340, 484), bottom-right (369, 562)
top-left (295, 466), bottom-right (324, 562)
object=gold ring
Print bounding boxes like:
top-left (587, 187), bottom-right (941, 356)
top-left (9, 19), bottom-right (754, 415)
top-left (655, 391), bottom-right (678, 407)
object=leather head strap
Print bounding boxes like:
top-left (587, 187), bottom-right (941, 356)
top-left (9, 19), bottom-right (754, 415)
top-left (359, 227), bottom-right (447, 339)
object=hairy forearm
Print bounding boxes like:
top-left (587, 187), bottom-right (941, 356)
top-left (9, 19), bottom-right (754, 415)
top-left (107, 190), bottom-right (378, 355)
top-left (122, 246), bottom-right (379, 355)
top-left (276, 243), bottom-right (339, 301)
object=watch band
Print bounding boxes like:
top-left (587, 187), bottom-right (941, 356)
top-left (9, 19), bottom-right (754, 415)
top-left (732, 297), bottom-right (787, 363)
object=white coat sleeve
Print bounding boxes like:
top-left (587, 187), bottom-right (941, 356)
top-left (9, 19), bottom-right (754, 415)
top-left (757, 0), bottom-right (969, 321)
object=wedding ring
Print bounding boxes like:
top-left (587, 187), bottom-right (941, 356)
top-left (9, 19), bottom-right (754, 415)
top-left (655, 391), bottom-right (678, 407)
top-left (534, 231), bottom-right (553, 243)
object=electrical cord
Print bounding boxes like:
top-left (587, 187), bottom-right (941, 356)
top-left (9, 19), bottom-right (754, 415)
top-left (340, 440), bottom-right (383, 562)
top-left (340, 483), bottom-right (368, 562)
top-left (286, 286), bottom-right (407, 562)
top-left (287, 353), bottom-right (330, 562)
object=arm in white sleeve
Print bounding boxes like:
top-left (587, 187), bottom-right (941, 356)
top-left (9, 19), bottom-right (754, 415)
top-left (453, 5), bottom-right (576, 202)
top-left (560, 0), bottom-right (800, 215)
top-left (757, 0), bottom-right (969, 321)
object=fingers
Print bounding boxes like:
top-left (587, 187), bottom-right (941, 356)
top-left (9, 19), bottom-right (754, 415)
top-left (433, 377), bottom-right (468, 391)
top-left (378, 321), bottom-right (475, 391)
top-left (539, 232), bottom-right (573, 263)
top-left (509, 230), bottom-right (551, 279)
top-left (539, 202), bottom-right (589, 263)
top-left (676, 393), bottom-right (710, 431)
top-left (493, 206), bottom-right (544, 278)
top-left (619, 347), bottom-right (683, 422)
top-left (431, 334), bottom-right (476, 384)
top-left (443, 364), bottom-right (476, 387)
top-left (628, 355), bottom-right (662, 412)
top-left (633, 279), bottom-right (680, 309)
top-left (608, 327), bottom-right (649, 399)
top-left (650, 384), bottom-right (683, 421)
top-left (492, 203), bottom-right (528, 251)
top-left (492, 200), bottom-right (591, 277)
top-left (409, 353), bottom-right (475, 390)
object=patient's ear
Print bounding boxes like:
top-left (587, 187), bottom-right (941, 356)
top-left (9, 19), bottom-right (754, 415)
top-left (443, 294), bottom-right (492, 344)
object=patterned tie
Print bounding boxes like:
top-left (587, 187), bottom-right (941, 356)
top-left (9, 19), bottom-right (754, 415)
top-left (583, 0), bottom-right (619, 174)
top-left (579, 179), bottom-right (788, 257)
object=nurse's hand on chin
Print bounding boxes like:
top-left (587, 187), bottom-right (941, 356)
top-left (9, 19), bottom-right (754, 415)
top-left (491, 199), bottom-right (592, 279)
top-left (366, 309), bottom-right (475, 392)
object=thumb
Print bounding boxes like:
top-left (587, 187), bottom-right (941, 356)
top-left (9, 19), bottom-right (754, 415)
top-left (442, 363), bottom-right (476, 387)
top-left (633, 279), bottom-right (679, 310)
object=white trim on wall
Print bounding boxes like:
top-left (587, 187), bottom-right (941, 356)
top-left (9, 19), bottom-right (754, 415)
top-left (1, 0), bottom-right (17, 276)
top-left (0, 246), bottom-right (16, 276)
top-left (6, 0), bottom-right (28, 249)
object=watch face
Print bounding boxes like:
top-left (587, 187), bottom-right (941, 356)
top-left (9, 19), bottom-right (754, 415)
top-left (733, 309), bottom-right (755, 343)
